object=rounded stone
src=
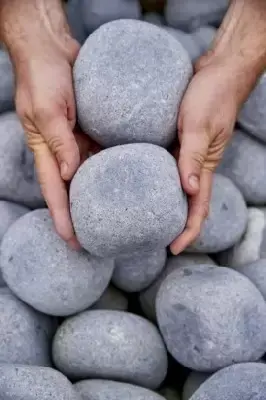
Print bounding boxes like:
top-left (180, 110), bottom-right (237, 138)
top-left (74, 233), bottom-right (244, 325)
top-left (217, 129), bottom-right (266, 204)
top-left (91, 284), bottom-right (128, 311)
top-left (112, 248), bottom-right (167, 292)
top-left (187, 174), bottom-right (248, 253)
top-left (143, 12), bottom-right (165, 26)
top-left (231, 259), bottom-right (266, 301)
top-left (65, 0), bottom-right (88, 44)
top-left (74, 379), bottom-right (166, 400)
top-left (182, 372), bottom-right (210, 400)
top-left (53, 310), bottom-right (168, 389)
top-left (156, 265), bottom-right (266, 371)
top-left (139, 253), bottom-right (216, 322)
top-left (0, 209), bottom-right (114, 316)
top-left (70, 143), bottom-right (188, 257)
top-left (0, 365), bottom-right (80, 400)
top-left (74, 19), bottom-right (192, 147)
top-left (0, 51), bottom-right (14, 113)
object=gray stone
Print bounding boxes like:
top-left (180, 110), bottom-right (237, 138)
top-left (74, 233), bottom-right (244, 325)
top-left (156, 265), bottom-right (266, 371)
top-left (0, 50), bottom-right (14, 113)
top-left (74, 379), bottom-right (166, 400)
top-left (143, 12), bottom-right (165, 26)
top-left (53, 310), bottom-right (168, 389)
top-left (91, 284), bottom-right (128, 311)
top-left (74, 19), bottom-right (192, 147)
top-left (0, 209), bottom-right (114, 316)
top-left (65, 0), bottom-right (88, 44)
top-left (190, 363), bottom-right (266, 400)
top-left (0, 287), bottom-right (56, 366)
top-left (187, 174), bottom-right (248, 253)
top-left (139, 254), bottom-right (216, 322)
top-left (182, 372), bottom-right (210, 400)
top-left (70, 143), bottom-right (188, 258)
top-left (112, 248), bottom-right (167, 292)
top-left (0, 365), bottom-right (80, 400)
top-left (217, 129), bottom-right (266, 205)
top-left (160, 386), bottom-right (181, 400)
top-left (0, 112), bottom-right (44, 208)
top-left (231, 259), bottom-right (266, 301)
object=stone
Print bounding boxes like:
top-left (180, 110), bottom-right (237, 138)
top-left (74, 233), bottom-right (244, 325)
top-left (53, 310), bottom-right (168, 389)
top-left (65, 0), bottom-right (88, 44)
top-left (143, 12), bottom-right (165, 26)
top-left (139, 253), bottom-right (216, 322)
top-left (70, 143), bottom-right (187, 258)
top-left (182, 372), bottom-right (210, 400)
top-left (187, 174), bottom-right (248, 253)
top-left (74, 19), bottom-right (192, 147)
top-left (112, 248), bottom-right (167, 292)
top-left (190, 363), bottom-right (266, 400)
top-left (0, 365), bottom-right (80, 400)
top-left (156, 265), bottom-right (266, 371)
top-left (231, 259), bottom-right (266, 301)
top-left (217, 129), bottom-right (266, 205)
top-left (91, 284), bottom-right (128, 311)
top-left (0, 287), bottom-right (56, 366)
top-left (0, 112), bottom-right (44, 208)
top-left (159, 386), bottom-right (181, 400)
top-left (0, 209), bottom-right (114, 316)
top-left (0, 50), bottom-right (14, 113)
top-left (74, 379), bottom-right (166, 400)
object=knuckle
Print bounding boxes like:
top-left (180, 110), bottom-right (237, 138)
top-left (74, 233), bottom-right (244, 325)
top-left (47, 135), bottom-right (65, 155)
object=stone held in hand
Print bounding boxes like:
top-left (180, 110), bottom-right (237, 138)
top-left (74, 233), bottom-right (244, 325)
top-left (90, 284), bottom-right (128, 311)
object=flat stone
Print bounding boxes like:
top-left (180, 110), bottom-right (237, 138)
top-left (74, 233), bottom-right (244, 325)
top-left (112, 248), bottom-right (167, 292)
top-left (65, 0), bottom-right (88, 44)
top-left (0, 209), bottom-right (114, 316)
top-left (74, 19), bottom-right (192, 147)
top-left (0, 50), bottom-right (14, 113)
top-left (70, 143), bottom-right (187, 257)
top-left (156, 265), bottom-right (266, 371)
top-left (231, 259), bottom-right (266, 301)
top-left (182, 372), bottom-right (210, 400)
top-left (91, 284), bottom-right (128, 311)
top-left (53, 310), bottom-right (168, 389)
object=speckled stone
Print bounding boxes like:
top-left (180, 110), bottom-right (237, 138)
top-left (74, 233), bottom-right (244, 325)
top-left (112, 248), bottom-right (167, 292)
top-left (74, 19), bottom-right (192, 147)
top-left (53, 310), bottom-right (168, 389)
top-left (65, 0), bottom-right (88, 44)
top-left (182, 372), bottom-right (210, 400)
top-left (139, 253), bottom-right (216, 322)
top-left (190, 363), bottom-right (266, 400)
top-left (70, 144), bottom-right (187, 258)
top-left (0, 112), bottom-right (44, 208)
top-left (0, 209), bottom-right (114, 316)
top-left (0, 50), bottom-right (14, 113)
top-left (156, 265), bottom-right (266, 371)
top-left (160, 386), bottom-right (181, 400)
top-left (231, 259), bottom-right (266, 301)
top-left (187, 174), bottom-right (248, 253)
top-left (217, 129), bottom-right (266, 205)
top-left (91, 284), bottom-right (128, 311)
top-left (0, 288), bottom-right (56, 366)
top-left (74, 379), bottom-right (166, 400)
top-left (0, 365), bottom-right (80, 400)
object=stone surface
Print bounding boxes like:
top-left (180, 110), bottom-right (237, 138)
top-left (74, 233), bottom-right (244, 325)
top-left (112, 248), bottom-right (167, 292)
top-left (74, 379), bottom-right (165, 400)
top-left (0, 50), bottom-right (14, 113)
top-left (187, 174), bottom-right (248, 253)
top-left (0, 365), bottom-right (80, 400)
top-left (217, 129), bottom-right (266, 204)
top-left (139, 253), bottom-right (216, 322)
top-left (91, 284), bottom-right (128, 311)
top-left (53, 310), bottom-right (167, 389)
top-left (74, 19), bottom-right (192, 147)
top-left (0, 209), bottom-right (114, 316)
top-left (65, 0), bottom-right (88, 44)
top-left (231, 259), bottom-right (266, 301)
top-left (70, 144), bottom-right (187, 257)
top-left (156, 265), bottom-right (266, 371)
top-left (182, 372), bottom-right (210, 400)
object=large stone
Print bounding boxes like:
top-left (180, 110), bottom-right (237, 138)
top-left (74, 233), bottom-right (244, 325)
top-left (70, 143), bottom-right (187, 258)
top-left (143, 12), bottom-right (165, 26)
top-left (0, 50), bottom-right (14, 113)
top-left (65, 0), bottom-right (88, 44)
top-left (182, 372), bottom-right (210, 400)
top-left (231, 259), bottom-right (266, 301)
top-left (91, 284), bottom-right (128, 311)
top-left (0, 209), bottom-right (114, 316)
top-left (53, 310), bottom-right (167, 389)
top-left (74, 19), bottom-right (192, 147)
top-left (156, 265), bottom-right (266, 371)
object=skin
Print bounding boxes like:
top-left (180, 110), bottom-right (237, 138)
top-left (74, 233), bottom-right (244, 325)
top-left (0, 0), bottom-right (266, 253)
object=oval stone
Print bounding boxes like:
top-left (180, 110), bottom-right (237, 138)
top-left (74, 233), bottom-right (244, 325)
top-left (91, 285), bottom-right (128, 311)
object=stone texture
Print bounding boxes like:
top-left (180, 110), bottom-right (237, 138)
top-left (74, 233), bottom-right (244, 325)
top-left (156, 265), bottom-right (266, 371)
top-left (0, 209), bottom-right (114, 316)
top-left (0, 50), bottom-right (14, 113)
top-left (65, 0), bottom-right (88, 44)
top-left (91, 284), bottom-right (128, 311)
top-left (231, 259), bottom-right (266, 301)
top-left (74, 19), bottom-right (192, 147)
top-left (112, 248), bottom-right (167, 292)
top-left (53, 310), bottom-right (167, 389)
top-left (70, 143), bottom-right (187, 258)
top-left (182, 372), bottom-right (210, 400)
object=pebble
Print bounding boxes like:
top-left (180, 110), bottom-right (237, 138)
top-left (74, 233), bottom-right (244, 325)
top-left (74, 19), bottom-right (192, 147)
top-left (231, 259), bottom-right (266, 301)
top-left (70, 143), bottom-right (187, 258)
top-left (53, 310), bottom-right (168, 389)
top-left (0, 50), bottom-right (14, 113)
top-left (112, 248), bottom-right (167, 292)
top-left (182, 372), bottom-right (210, 400)
top-left (91, 284), bottom-right (128, 311)
top-left (65, 0), bottom-right (88, 44)
top-left (0, 209), bottom-right (114, 316)
top-left (156, 265), bottom-right (266, 371)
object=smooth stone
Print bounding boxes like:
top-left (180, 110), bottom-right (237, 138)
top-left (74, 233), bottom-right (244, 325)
top-left (139, 253), bottom-right (216, 322)
top-left (156, 265), bottom-right (266, 371)
top-left (0, 365), bottom-right (80, 400)
top-left (74, 379), bottom-right (166, 400)
top-left (0, 50), bottom-right (14, 113)
top-left (0, 209), bottom-right (114, 316)
top-left (65, 0), bottom-right (88, 44)
top-left (70, 143), bottom-right (187, 257)
top-left (74, 19), bottom-right (192, 147)
top-left (217, 129), bottom-right (266, 204)
top-left (91, 284), bottom-right (128, 311)
top-left (112, 248), bottom-right (167, 292)
top-left (160, 386), bottom-right (181, 400)
top-left (182, 372), bottom-right (210, 400)
top-left (187, 174), bottom-right (248, 253)
top-left (143, 12), bottom-right (165, 26)
top-left (231, 259), bottom-right (266, 301)
top-left (53, 310), bottom-right (168, 389)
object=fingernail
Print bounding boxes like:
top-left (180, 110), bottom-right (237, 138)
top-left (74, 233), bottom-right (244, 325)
top-left (188, 174), bottom-right (199, 191)
top-left (60, 161), bottom-right (68, 178)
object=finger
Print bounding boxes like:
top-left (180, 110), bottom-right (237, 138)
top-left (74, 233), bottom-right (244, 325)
top-left (170, 168), bottom-right (213, 255)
